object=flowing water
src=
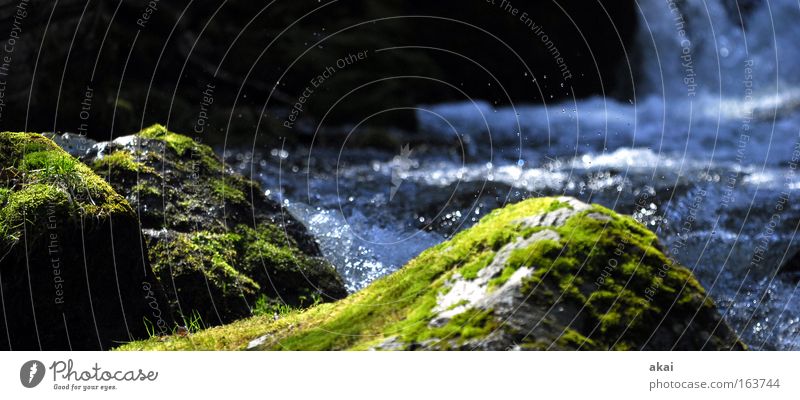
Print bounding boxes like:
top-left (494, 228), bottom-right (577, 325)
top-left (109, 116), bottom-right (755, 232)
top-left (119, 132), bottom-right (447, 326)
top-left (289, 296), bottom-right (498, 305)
top-left (228, 0), bottom-right (800, 350)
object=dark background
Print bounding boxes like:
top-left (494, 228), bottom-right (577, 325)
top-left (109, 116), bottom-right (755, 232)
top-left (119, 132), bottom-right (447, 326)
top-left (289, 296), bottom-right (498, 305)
top-left (0, 0), bottom-right (637, 146)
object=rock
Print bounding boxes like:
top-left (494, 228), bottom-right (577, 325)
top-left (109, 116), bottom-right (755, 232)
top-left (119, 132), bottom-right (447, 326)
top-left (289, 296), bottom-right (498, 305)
top-left (78, 125), bottom-right (346, 326)
top-left (41, 133), bottom-right (97, 158)
top-left (249, 197), bottom-right (744, 350)
top-left (0, 132), bottom-right (171, 350)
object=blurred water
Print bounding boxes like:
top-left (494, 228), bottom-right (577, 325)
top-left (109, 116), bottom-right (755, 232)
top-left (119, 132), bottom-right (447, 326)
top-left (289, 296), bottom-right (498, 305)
top-left (229, 0), bottom-right (800, 349)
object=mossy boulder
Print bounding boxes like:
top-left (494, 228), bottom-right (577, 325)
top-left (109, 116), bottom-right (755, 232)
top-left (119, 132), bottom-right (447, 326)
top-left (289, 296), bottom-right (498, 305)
top-left (80, 125), bottom-right (346, 326)
top-left (0, 132), bottom-right (171, 350)
top-left (253, 197), bottom-right (744, 350)
top-left (122, 196), bottom-right (744, 350)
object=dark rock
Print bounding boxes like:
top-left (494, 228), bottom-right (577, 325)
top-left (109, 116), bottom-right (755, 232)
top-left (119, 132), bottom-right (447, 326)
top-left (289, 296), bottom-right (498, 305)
top-left (78, 125), bottom-right (347, 326)
top-left (0, 132), bottom-right (172, 350)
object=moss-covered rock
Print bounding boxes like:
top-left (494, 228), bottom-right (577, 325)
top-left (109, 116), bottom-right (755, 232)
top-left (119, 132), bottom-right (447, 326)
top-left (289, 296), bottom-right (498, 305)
top-left (80, 125), bottom-right (346, 326)
top-left (119, 196), bottom-right (744, 350)
top-left (0, 132), bottom-right (171, 350)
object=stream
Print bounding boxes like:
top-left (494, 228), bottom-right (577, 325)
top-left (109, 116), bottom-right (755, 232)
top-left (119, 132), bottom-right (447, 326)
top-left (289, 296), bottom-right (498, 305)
top-left (227, 0), bottom-right (800, 350)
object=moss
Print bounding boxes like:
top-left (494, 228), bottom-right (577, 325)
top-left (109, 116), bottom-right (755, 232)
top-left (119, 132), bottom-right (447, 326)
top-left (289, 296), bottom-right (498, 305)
top-left (211, 178), bottom-right (247, 204)
top-left (132, 182), bottom-right (161, 197)
top-left (459, 251), bottom-right (493, 280)
top-left (488, 236), bottom-right (561, 290)
top-left (82, 125), bottom-right (345, 331)
top-left (137, 124), bottom-right (224, 174)
top-left (0, 131), bottom-right (58, 166)
top-left (120, 198), bottom-right (564, 350)
top-left (20, 150), bottom-right (79, 176)
top-left (557, 328), bottom-right (599, 349)
top-left (546, 199), bottom-right (570, 212)
top-left (509, 205), bottom-right (707, 349)
top-left (147, 229), bottom-right (260, 325)
top-left (137, 124), bottom-right (220, 173)
top-left (0, 184), bottom-right (69, 241)
top-left (0, 188), bottom-right (12, 206)
top-left (139, 124), bottom-right (199, 157)
top-left (150, 230), bottom-right (259, 293)
top-left (145, 222), bottom-right (343, 326)
top-left (422, 307), bottom-right (498, 344)
top-left (0, 132), bottom-right (134, 246)
top-left (89, 125), bottom-right (237, 227)
top-left (117, 198), bottom-right (735, 351)
top-left (93, 150), bottom-right (154, 176)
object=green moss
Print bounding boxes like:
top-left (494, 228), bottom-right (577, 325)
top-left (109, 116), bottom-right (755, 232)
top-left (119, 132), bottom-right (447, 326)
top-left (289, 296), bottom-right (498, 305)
top-left (557, 328), bottom-right (599, 349)
top-left (146, 196), bottom-right (546, 350)
top-left (119, 197), bottom-right (732, 351)
top-left (139, 124), bottom-right (198, 157)
top-left (145, 221), bottom-right (340, 327)
top-left (136, 124), bottom-right (228, 181)
top-left (0, 183), bottom-right (69, 240)
top-left (508, 204), bottom-right (699, 349)
top-left (488, 236), bottom-right (561, 290)
top-left (0, 132), bottom-right (134, 246)
top-left (93, 150), bottom-right (154, 175)
top-left (150, 230), bottom-right (258, 293)
top-left (459, 251), bottom-right (493, 280)
top-left (20, 150), bottom-right (78, 175)
top-left (0, 131), bottom-right (58, 166)
top-left (132, 182), bottom-right (161, 197)
top-left (0, 188), bottom-right (11, 206)
top-left (137, 124), bottom-right (220, 170)
top-left (120, 197), bottom-right (564, 350)
top-left (422, 307), bottom-right (498, 344)
top-left (546, 199), bottom-right (570, 212)
top-left (211, 178), bottom-right (247, 204)
top-left (236, 224), bottom-right (302, 271)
